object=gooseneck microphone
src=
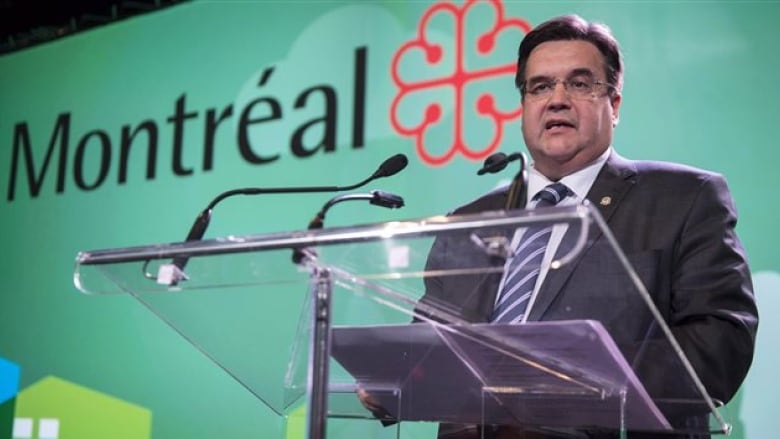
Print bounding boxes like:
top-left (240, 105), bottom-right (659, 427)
top-left (307, 190), bottom-right (405, 230)
top-left (477, 151), bottom-right (529, 210)
top-left (166, 154), bottom-right (408, 277)
top-left (293, 190), bottom-right (405, 264)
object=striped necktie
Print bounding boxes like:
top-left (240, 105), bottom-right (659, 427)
top-left (491, 182), bottom-right (571, 323)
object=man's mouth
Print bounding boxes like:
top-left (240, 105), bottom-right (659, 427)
top-left (545, 119), bottom-right (576, 130)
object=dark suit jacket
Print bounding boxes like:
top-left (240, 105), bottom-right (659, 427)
top-left (417, 152), bottom-right (758, 439)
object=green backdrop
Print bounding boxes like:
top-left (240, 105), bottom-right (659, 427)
top-left (1, 1), bottom-right (777, 438)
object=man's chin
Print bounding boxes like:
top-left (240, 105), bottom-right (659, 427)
top-left (538, 145), bottom-right (580, 163)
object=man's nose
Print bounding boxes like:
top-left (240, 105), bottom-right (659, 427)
top-left (546, 81), bottom-right (571, 109)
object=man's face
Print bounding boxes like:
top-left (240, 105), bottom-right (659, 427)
top-left (520, 40), bottom-right (621, 179)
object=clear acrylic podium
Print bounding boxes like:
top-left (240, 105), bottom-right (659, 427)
top-left (74, 204), bottom-right (730, 439)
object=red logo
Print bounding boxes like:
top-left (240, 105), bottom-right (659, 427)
top-left (390, 0), bottom-right (531, 166)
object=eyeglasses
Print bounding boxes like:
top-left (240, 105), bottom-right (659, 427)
top-left (521, 78), bottom-right (614, 101)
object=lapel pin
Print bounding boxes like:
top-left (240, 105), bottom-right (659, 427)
top-left (600, 196), bottom-right (612, 206)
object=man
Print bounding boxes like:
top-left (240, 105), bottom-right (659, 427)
top-left (415, 14), bottom-right (758, 439)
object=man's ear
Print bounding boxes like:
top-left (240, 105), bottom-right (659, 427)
top-left (610, 92), bottom-right (622, 127)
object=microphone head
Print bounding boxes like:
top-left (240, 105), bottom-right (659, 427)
top-left (477, 152), bottom-right (509, 175)
top-left (369, 190), bottom-right (405, 209)
top-left (373, 154), bottom-right (409, 178)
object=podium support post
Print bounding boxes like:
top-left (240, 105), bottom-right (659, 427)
top-left (309, 268), bottom-right (333, 439)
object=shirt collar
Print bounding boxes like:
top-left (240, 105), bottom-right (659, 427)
top-left (527, 147), bottom-right (611, 205)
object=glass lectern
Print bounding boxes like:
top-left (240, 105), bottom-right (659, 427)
top-left (74, 204), bottom-right (730, 439)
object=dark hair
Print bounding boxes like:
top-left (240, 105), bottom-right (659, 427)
top-left (515, 15), bottom-right (623, 96)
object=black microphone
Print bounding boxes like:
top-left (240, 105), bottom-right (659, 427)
top-left (477, 152), bottom-right (513, 175)
top-left (293, 190), bottom-right (405, 264)
top-left (476, 151), bottom-right (529, 210)
top-left (163, 154), bottom-right (409, 281)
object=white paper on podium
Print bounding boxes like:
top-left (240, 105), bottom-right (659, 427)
top-left (330, 320), bottom-right (671, 431)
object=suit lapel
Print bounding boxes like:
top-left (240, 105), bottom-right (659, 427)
top-left (526, 152), bottom-right (638, 321)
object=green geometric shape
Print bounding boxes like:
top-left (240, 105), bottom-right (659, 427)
top-left (14, 376), bottom-right (151, 439)
top-left (283, 403), bottom-right (307, 439)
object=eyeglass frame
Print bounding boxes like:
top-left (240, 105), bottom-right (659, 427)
top-left (519, 75), bottom-right (616, 101)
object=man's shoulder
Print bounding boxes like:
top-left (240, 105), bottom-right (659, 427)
top-left (634, 159), bottom-right (720, 177)
top-left (610, 153), bottom-right (725, 184)
top-left (606, 154), bottom-right (735, 209)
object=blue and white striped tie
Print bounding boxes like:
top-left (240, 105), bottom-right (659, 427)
top-left (491, 183), bottom-right (571, 323)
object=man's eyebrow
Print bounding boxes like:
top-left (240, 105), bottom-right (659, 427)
top-left (526, 68), bottom-right (597, 84)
